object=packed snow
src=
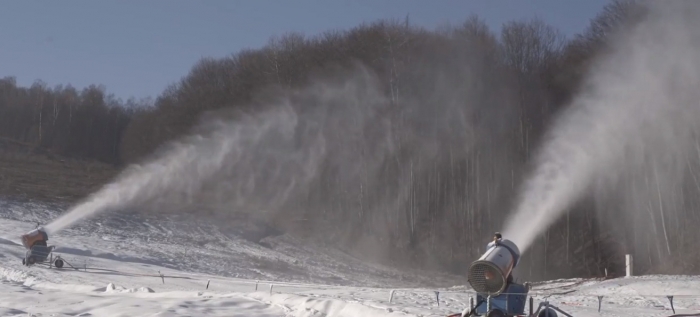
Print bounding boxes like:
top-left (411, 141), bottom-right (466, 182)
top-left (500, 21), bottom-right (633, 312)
top-left (0, 199), bottom-right (697, 316)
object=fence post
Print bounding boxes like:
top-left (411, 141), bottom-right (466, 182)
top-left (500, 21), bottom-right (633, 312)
top-left (434, 291), bottom-right (440, 306)
top-left (389, 290), bottom-right (395, 303)
top-left (159, 271), bottom-right (164, 284)
top-left (626, 254), bottom-right (633, 277)
top-left (597, 295), bottom-right (603, 312)
top-left (255, 280), bottom-right (259, 291)
top-left (206, 279), bottom-right (210, 290)
top-left (667, 296), bottom-right (675, 314)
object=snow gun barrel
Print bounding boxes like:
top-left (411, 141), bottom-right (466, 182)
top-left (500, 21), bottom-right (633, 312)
top-left (467, 239), bottom-right (521, 296)
top-left (20, 227), bottom-right (49, 250)
top-left (459, 239), bottom-right (569, 316)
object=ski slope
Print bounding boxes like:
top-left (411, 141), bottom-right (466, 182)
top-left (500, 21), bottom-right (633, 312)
top-left (0, 199), bottom-right (698, 316)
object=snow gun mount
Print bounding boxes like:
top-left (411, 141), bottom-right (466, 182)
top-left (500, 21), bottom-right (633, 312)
top-left (20, 226), bottom-right (65, 269)
top-left (448, 238), bottom-right (572, 317)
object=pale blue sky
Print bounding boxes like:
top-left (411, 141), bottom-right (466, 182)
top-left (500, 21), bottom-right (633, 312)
top-left (0, 1), bottom-right (610, 101)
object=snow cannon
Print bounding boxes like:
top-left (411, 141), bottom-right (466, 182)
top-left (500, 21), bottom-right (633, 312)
top-left (20, 226), bottom-right (64, 268)
top-left (451, 235), bottom-right (570, 317)
top-left (468, 238), bottom-right (521, 295)
top-left (466, 238), bottom-right (531, 317)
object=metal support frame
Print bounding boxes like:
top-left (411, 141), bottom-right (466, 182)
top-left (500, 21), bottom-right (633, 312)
top-left (24, 248), bottom-right (77, 271)
top-left (532, 301), bottom-right (573, 317)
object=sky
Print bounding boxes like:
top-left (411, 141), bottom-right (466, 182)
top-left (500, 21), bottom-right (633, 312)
top-left (0, 0), bottom-right (610, 101)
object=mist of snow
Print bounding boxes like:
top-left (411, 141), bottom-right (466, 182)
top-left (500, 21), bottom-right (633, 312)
top-left (503, 2), bottom-right (700, 254)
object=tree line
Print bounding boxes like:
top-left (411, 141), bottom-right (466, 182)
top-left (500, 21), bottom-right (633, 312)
top-left (0, 80), bottom-right (150, 164)
top-left (5, 0), bottom-right (684, 281)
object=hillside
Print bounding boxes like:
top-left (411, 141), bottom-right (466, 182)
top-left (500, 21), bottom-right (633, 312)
top-left (0, 199), bottom-right (696, 317)
top-left (2, 0), bottom-right (698, 283)
top-left (0, 146), bottom-right (117, 204)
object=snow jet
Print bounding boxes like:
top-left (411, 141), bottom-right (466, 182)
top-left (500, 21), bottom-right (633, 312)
top-left (45, 103), bottom-right (321, 234)
top-left (503, 1), bottom-right (700, 254)
top-left (43, 47), bottom-right (500, 264)
top-left (44, 68), bottom-right (392, 235)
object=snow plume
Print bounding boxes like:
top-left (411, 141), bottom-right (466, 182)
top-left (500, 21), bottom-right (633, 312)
top-left (503, 1), bottom-right (700, 254)
top-left (45, 38), bottom-right (507, 263)
top-left (45, 104), bottom-right (320, 233)
top-left (45, 67), bottom-right (391, 234)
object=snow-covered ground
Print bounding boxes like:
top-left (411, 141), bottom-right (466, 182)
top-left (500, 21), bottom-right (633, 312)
top-left (0, 199), bottom-right (698, 316)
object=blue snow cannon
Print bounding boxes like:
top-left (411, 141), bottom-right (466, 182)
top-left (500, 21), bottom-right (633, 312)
top-left (467, 238), bottom-right (532, 317)
top-left (450, 236), bottom-right (567, 317)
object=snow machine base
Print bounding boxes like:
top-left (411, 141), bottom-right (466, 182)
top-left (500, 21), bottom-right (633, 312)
top-left (447, 296), bottom-right (573, 317)
top-left (22, 245), bottom-right (68, 269)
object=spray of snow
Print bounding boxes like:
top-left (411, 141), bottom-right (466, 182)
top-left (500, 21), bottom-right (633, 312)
top-left (44, 69), bottom-right (393, 235)
top-left (503, 2), bottom-right (700, 254)
top-left (45, 103), bottom-right (324, 234)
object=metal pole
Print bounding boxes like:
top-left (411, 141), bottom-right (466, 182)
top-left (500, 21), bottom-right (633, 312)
top-left (626, 254), bottom-right (633, 277)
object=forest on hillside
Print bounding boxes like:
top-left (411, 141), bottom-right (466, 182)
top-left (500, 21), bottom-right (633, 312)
top-left (4, 1), bottom-right (692, 281)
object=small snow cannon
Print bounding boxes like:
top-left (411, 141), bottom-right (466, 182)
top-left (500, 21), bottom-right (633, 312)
top-left (20, 226), bottom-right (64, 268)
top-left (448, 234), bottom-right (568, 317)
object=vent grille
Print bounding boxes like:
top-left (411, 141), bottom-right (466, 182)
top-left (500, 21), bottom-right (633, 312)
top-left (468, 261), bottom-right (506, 294)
